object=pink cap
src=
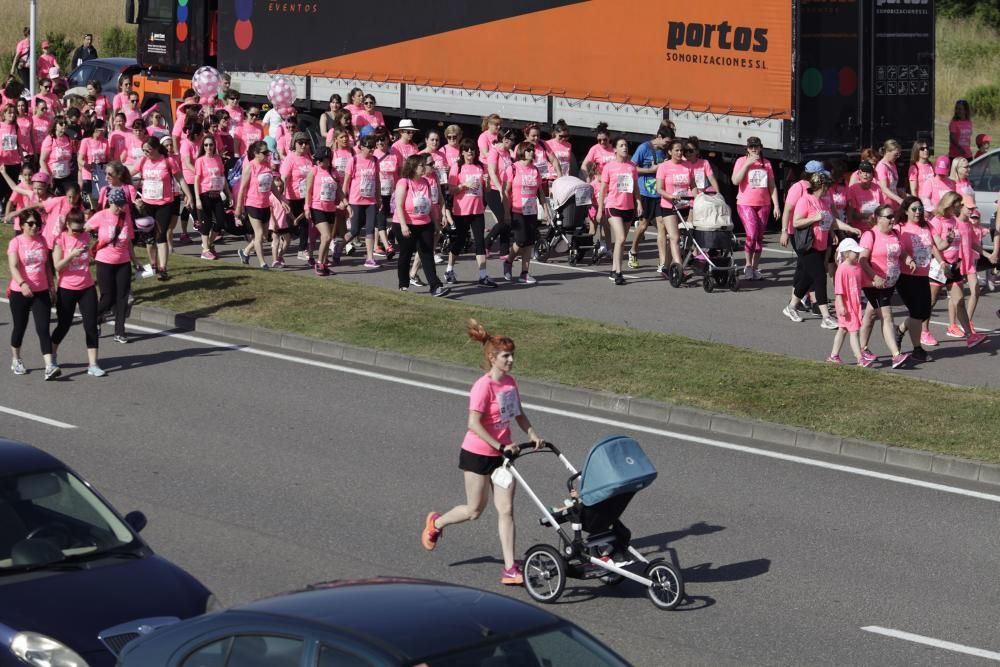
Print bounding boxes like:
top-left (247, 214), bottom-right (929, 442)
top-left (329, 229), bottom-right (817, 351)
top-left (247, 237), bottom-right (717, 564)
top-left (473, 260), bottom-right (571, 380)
top-left (934, 155), bottom-right (951, 176)
top-left (30, 172), bottom-right (51, 184)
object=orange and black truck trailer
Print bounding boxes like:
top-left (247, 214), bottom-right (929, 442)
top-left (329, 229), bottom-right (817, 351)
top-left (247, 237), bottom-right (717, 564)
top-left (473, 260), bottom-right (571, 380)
top-left (128, 0), bottom-right (935, 162)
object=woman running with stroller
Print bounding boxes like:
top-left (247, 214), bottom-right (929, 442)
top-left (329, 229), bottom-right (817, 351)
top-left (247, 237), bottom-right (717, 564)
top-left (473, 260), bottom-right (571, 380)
top-left (422, 319), bottom-right (545, 586)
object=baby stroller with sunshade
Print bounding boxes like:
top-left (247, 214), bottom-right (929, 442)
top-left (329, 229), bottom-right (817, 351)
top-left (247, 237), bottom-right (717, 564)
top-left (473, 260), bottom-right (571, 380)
top-left (534, 175), bottom-right (599, 266)
top-left (666, 193), bottom-right (740, 293)
top-left (501, 436), bottom-right (684, 610)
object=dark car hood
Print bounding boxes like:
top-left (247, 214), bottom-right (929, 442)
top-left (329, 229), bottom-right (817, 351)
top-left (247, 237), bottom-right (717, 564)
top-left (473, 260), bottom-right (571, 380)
top-left (0, 555), bottom-right (208, 657)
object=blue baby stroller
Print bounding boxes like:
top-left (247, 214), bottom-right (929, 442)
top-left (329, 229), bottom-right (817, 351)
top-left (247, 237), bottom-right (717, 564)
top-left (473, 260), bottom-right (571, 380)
top-left (502, 436), bottom-right (684, 610)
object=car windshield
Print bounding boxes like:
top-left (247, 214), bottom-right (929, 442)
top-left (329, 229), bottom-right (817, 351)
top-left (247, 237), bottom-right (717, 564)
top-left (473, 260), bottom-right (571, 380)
top-left (425, 625), bottom-right (631, 667)
top-left (0, 469), bottom-right (137, 572)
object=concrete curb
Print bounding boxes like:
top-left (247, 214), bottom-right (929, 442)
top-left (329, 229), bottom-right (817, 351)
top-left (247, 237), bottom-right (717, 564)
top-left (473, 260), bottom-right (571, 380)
top-left (130, 305), bottom-right (1000, 489)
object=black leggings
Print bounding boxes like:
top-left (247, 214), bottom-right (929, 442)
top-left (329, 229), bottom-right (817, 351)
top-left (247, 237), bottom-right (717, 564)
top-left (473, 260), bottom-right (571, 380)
top-left (96, 261), bottom-right (132, 337)
top-left (9, 290), bottom-right (52, 354)
top-left (793, 249), bottom-right (829, 305)
top-left (286, 199), bottom-right (307, 251)
top-left (1, 164), bottom-right (19, 208)
top-left (377, 195), bottom-right (392, 231)
top-left (452, 214), bottom-right (486, 255)
top-left (199, 193), bottom-right (227, 238)
top-left (484, 190), bottom-right (511, 255)
top-left (348, 204), bottom-right (377, 239)
top-left (52, 285), bottom-right (99, 349)
top-left (147, 203), bottom-right (173, 244)
top-left (393, 222), bottom-right (441, 290)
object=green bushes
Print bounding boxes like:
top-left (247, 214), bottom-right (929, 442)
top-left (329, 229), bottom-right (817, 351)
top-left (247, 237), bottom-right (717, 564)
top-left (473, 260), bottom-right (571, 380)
top-left (42, 32), bottom-right (73, 74)
top-left (966, 85), bottom-right (1000, 120)
top-left (937, 0), bottom-right (1000, 31)
top-left (101, 26), bottom-right (135, 58)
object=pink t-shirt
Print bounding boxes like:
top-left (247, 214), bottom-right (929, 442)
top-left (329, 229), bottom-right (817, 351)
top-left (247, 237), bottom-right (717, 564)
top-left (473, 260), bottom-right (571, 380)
top-left (875, 160), bottom-right (898, 198)
top-left (928, 176), bottom-right (955, 211)
top-left (477, 130), bottom-right (498, 160)
top-left (954, 178), bottom-right (976, 207)
top-left (355, 109), bottom-right (384, 131)
top-left (224, 104), bottom-right (244, 125)
top-left (686, 158), bottom-right (716, 192)
top-left (179, 138), bottom-right (198, 184)
top-left (308, 165), bottom-right (341, 212)
top-left (531, 142), bottom-right (554, 180)
top-left (545, 138), bottom-right (573, 177)
top-left (443, 144), bottom-right (461, 171)
top-left (269, 192), bottom-right (290, 231)
top-left (834, 261), bottom-right (864, 332)
top-left (449, 163), bottom-right (486, 216)
top-left (0, 122), bottom-right (19, 165)
top-left (377, 149), bottom-right (401, 198)
top-left (391, 140), bottom-right (418, 160)
top-left (397, 178), bottom-right (432, 225)
top-left (949, 119), bottom-right (973, 159)
top-left (234, 123), bottom-right (264, 157)
top-left (112, 92), bottom-right (130, 113)
top-left (733, 156), bottom-right (774, 207)
top-left (194, 154), bottom-right (227, 194)
top-left (7, 234), bottom-right (49, 293)
top-left (957, 218), bottom-right (979, 276)
top-left (793, 193), bottom-right (835, 251)
top-left (860, 228), bottom-right (902, 288)
top-left (86, 208), bottom-right (133, 265)
top-left (829, 183), bottom-right (849, 222)
top-left (929, 215), bottom-right (961, 264)
top-left (486, 146), bottom-right (513, 191)
top-left (243, 159), bottom-right (274, 209)
top-left (347, 154), bottom-right (379, 205)
top-left (30, 114), bottom-right (52, 152)
top-left (16, 117), bottom-right (33, 156)
top-left (508, 162), bottom-right (541, 215)
top-left (847, 183), bottom-right (885, 232)
top-left (424, 149), bottom-right (449, 186)
top-left (93, 96), bottom-right (109, 122)
top-left (898, 221), bottom-right (934, 277)
top-left (601, 160), bottom-right (638, 210)
top-left (121, 134), bottom-right (145, 170)
top-left (279, 153), bottom-right (313, 201)
top-left (40, 196), bottom-right (76, 249)
top-left (584, 143), bottom-right (616, 175)
top-left (136, 156), bottom-right (176, 206)
top-left (783, 180), bottom-right (810, 234)
top-left (908, 162), bottom-right (935, 207)
top-left (460, 374), bottom-right (521, 457)
top-left (41, 135), bottom-right (74, 180)
top-left (54, 231), bottom-right (94, 290)
top-left (332, 148), bottom-right (354, 181)
top-left (78, 137), bottom-right (109, 180)
top-left (656, 160), bottom-right (693, 210)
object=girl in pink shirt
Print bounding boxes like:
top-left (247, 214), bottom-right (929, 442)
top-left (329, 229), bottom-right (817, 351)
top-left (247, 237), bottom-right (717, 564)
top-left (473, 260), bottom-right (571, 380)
top-left (421, 319), bottom-right (545, 585)
top-left (51, 211), bottom-right (105, 376)
top-left (39, 116), bottom-right (76, 193)
top-left (927, 193), bottom-right (972, 342)
top-left (304, 147), bottom-right (346, 275)
top-left (598, 138), bottom-right (641, 285)
top-left (87, 190), bottom-right (137, 344)
top-left (477, 114), bottom-right (501, 161)
top-left (77, 121), bottom-right (109, 204)
top-left (193, 134), bottom-right (233, 261)
top-left (858, 208), bottom-right (909, 366)
top-left (393, 155), bottom-right (447, 295)
top-left (447, 139), bottom-right (494, 287)
top-left (524, 124), bottom-right (561, 181)
top-left (374, 132), bottom-right (399, 257)
top-left (907, 141), bottom-right (934, 208)
top-left (326, 130), bottom-right (356, 264)
top-left (581, 122), bottom-right (615, 178)
top-left (2, 164), bottom-right (34, 227)
top-left (235, 140), bottom-right (282, 269)
top-left (829, 240), bottom-right (865, 365)
top-left (503, 143), bottom-right (551, 285)
top-left (875, 139), bottom-right (904, 208)
top-left (953, 197), bottom-right (997, 339)
top-left (731, 137), bottom-right (780, 279)
top-left (136, 137), bottom-right (192, 279)
top-left (0, 104), bottom-right (20, 207)
top-left (948, 100), bottom-right (973, 159)
top-left (15, 99), bottom-right (33, 159)
top-left (7, 210), bottom-right (58, 378)
top-left (121, 121), bottom-right (148, 172)
top-left (279, 132), bottom-right (314, 263)
top-left (343, 135), bottom-right (381, 268)
top-left (657, 140), bottom-right (695, 274)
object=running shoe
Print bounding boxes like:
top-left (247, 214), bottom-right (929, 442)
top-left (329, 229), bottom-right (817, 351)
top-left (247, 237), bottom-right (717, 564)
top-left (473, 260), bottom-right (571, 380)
top-left (364, 258), bottom-right (381, 269)
top-left (434, 253), bottom-right (445, 265)
top-left (237, 248), bottom-right (250, 265)
top-left (891, 352), bottom-right (910, 369)
top-left (910, 347), bottom-right (928, 362)
top-left (11, 358), bottom-right (25, 376)
top-left (968, 321), bottom-right (977, 335)
top-left (156, 270), bottom-right (169, 281)
top-left (445, 269), bottom-right (457, 283)
top-left (826, 354), bottom-right (842, 364)
top-left (421, 512), bottom-right (442, 550)
top-left (967, 332), bottom-right (987, 349)
top-left (945, 324), bottom-right (964, 338)
top-left (627, 251), bottom-right (639, 269)
top-left (431, 286), bottom-right (450, 297)
top-left (410, 276), bottom-right (426, 288)
top-left (260, 263), bottom-right (270, 270)
top-left (478, 276), bottom-right (498, 288)
top-left (920, 330), bottom-right (939, 347)
top-left (782, 305), bottom-right (803, 323)
top-left (44, 365), bottom-right (61, 381)
top-left (820, 317), bottom-right (838, 330)
top-left (501, 563), bottom-right (524, 586)
top-left (296, 250), bottom-right (310, 261)
top-left (373, 246), bottom-right (387, 258)
top-left (519, 273), bottom-right (537, 284)
top-left (315, 263), bottom-right (330, 276)
top-left (614, 271), bottom-right (626, 286)
top-left (502, 259), bottom-right (513, 282)
top-left (753, 268), bottom-right (765, 280)
top-left (200, 250), bottom-right (217, 260)
top-left (87, 365), bottom-right (107, 378)
top-left (398, 287), bottom-right (408, 292)
top-left (113, 335), bottom-right (128, 344)
top-left (272, 259), bottom-right (285, 268)
top-left (858, 356), bottom-right (875, 368)
top-left (384, 243), bottom-right (395, 260)
top-left (743, 265), bottom-right (753, 279)
top-left (608, 271), bottom-right (617, 282)
top-left (861, 349), bottom-right (877, 364)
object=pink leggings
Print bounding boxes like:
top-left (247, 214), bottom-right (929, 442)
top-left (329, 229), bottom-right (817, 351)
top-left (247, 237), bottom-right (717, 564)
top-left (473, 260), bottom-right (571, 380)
top-left (738, 204), bottom-right (770, 254)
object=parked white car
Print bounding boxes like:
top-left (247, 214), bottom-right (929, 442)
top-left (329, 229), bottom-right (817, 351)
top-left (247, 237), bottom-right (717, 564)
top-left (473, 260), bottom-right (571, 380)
top-left (969, 148), bottom-right (999, 250)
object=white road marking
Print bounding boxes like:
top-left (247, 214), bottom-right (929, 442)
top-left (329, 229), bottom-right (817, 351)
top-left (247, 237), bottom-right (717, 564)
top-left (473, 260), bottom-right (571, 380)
top-left (0, 405), bottom-right (76, 429)
top-left (861, 626), bottom-right (1000, 661)
top-left (125, 323), bottom-right (1000, 504)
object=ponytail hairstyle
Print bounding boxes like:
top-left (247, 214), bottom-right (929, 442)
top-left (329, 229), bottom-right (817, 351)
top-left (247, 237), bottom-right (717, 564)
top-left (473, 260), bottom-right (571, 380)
top-left (482, 113), bottom-right (502, 133)
top-left (949, 156), bottom-right (968, 181)
top-left (594, 121), bottom-right (610, 139)
top-left (551, 118), bottom-right (569, 136)
top-left (523, 122), bottom-right (541, 140)
top-left (880, 139), bottom-right (901, 158)
top-left (467, 319), bottom-right (514, 370)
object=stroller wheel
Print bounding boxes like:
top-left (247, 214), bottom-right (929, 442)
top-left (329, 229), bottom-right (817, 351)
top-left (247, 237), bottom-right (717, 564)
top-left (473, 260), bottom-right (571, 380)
top-left (728, 270), bottom-right (740, 292)
top-left (568, 249), bottom-right (578, 266)
top-left (645, 559), bottom-right (684, 610)
top-left (702, 276), bottom-right (715, 293)
top-left (523, 544), bottom-right (567, 604)
top-left (535, 239), bottom-right (550, 263)
top-left (668, 263), bottom-right (683, 288)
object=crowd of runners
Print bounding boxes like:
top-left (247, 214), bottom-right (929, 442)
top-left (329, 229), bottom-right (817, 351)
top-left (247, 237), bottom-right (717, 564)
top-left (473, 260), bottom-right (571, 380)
top-left (3, 58), bottom-right (999, 377)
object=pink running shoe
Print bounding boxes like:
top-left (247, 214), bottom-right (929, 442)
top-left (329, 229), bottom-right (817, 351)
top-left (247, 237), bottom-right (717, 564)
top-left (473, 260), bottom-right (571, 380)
top-left (861, 349), bottom-right (877, 364)
top-left (421, 512), bottom-right (442, 551)
top-left (945, 324), bottom-right (964, 338)
top-left (501, 563), bottom-right (524, 585)
top-left (826, 354), bottom-right (842, 364)
top-left (967, 332), bottom-right (987, 349)
top-left (920, 330), bottom-right (939, 347)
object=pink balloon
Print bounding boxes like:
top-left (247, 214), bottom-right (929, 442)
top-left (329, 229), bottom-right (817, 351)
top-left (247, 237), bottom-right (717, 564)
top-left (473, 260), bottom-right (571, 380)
top-left (268, 75), bottom-right (297, 108)
top-left (192, 66), bottom-right (222, 98)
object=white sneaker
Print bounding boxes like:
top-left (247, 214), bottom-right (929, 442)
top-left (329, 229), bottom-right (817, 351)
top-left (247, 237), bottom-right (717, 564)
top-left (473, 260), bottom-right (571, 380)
top-left (434, 253), bottom-right (445, 265)
top-left (11, 358), bottom-right (26, 375)
top-left (782, 305), bottom-right (803, 323)
top-left (753, 268), bottom-right (764, 280)
top-left (744, 265), bottom-right (754, 279)
top-left (820, 316), bottom-right (838, 330)
top-left (520, 273), bottom-right (537, 284)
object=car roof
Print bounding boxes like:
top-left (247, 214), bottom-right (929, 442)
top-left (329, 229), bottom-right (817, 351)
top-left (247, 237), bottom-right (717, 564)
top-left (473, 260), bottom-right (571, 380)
top-left (87, 57), bottom-right (139, 69)
top-left (0, 439), bottom-right (65, 477)
top-left (239, 579), bottom-right (563, 660)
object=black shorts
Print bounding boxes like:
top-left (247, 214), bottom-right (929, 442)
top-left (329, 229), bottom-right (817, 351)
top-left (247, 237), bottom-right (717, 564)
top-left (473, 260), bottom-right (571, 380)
top-left (459, 449), bottom-right (503, 475)
top-left (639, 195), bottom-right (661, 220)
top-left (245, 205), bottom-right (271, 223)
top-left (312, 208), bottom-right (337, 225)
top-left (863, 286), bottom-right (895, 309)
top-left (169, 196), bottom-right (182, 216)
top-left (511, 212), bottom-right (538, 247)
top-left (607, 208), bottom-right (636, 224)
top-left (895, 273), bottom-right (931, 320)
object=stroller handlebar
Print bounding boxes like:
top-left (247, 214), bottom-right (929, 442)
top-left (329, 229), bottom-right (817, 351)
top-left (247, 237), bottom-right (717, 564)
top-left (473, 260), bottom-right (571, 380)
top-left (503, 441), bottom-right (559, 460)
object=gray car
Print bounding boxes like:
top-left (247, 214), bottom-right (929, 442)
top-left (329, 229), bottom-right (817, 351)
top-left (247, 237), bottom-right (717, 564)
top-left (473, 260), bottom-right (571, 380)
top-left (969, 148), bottom-right (999, 250)
top-left (66, 57), bottom-right (141, 104)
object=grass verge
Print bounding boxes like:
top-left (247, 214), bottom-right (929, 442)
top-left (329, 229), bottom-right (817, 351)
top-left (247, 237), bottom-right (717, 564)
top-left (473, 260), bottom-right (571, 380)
top-left (3, 224), bottom-right (995, 463)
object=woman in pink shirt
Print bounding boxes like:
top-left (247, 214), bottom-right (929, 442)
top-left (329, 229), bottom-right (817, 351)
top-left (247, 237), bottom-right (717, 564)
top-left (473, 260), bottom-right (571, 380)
top-left (477, 114), bottom-right (501, 161)
top-left (77, 119), bottom-right (109, 205)
top-left (7, 210), bottom-right (59, 378)
top-left (343, 134), bottom-right (381, 268)
top-left (581, 122), bottom-right (615, 178)
top-left (121, 118), bottom-right (148, 173)
top-left (927, 156), bottom-right (955, 211)
top-left (421, 319), bottom-right (545, 585)
top-left (279, 132), bottom-right (314, 264)
top-left (0, 104), bottom-right (21, 207)
top-left (598, 138), bottom-right (641, 286)
top-left (447, 139), bottom-right (494, 287)
top-left (112, 77), bottom-right (133, 114)
top-left (393, 155), bottom-right (448, 296)
top-left (50, 210), bottom-right (105, 376)
top-left (948, 100), bottom-right (973, 160)
top-left (875, 139), bottom-right (904, 208)
top-left (857, 205), bottom-right (910, 368)
top-left (30, 100), bottom-right (52, 158)
top-left (731, 136), bottom-right (780, 280)
top-left (326, 130), bottom-right (356, 264)
top-left (443, 125), bottom-right (463, 172)
top-left (39, 116), bottom-right (76, 194)
top-left (391, 120), bottom-right (419, 160)
top-left (524, 124), bottom-right (561, 181)
top-left (374, 131), bottom-right (398, 258)
top-left (545, 119), bottom-right (574, 180)
top-left (87, 188), bottom-right (138, 344)
top-left (234, 106), bottom-right (264, 159)
top-left (952, 196), bottom-right (996, 339)
top-left (356, 94), bottom-right (385, 133)
top-left (193, 133), bottom-right (233, 261)
top-left (927, 192), bottom-right (986, 348)
top-left (14, 99), bottom-right (32, 161)
top-left (135, 137), bottom-right (192, 280)
top-left (235, 140), bottom-right (282, 269)
top-left (847, 162), bottom-right (886, 234)
top-left (684, 137), bottom-right (719, 193)
top-left (159, 135), bottom-right (190, 252)
top-left (344, 88), bottom-right (365, 126)
top-left (907, 141), bottom-right (934, 208)
top-left (304, 146), bottom-right (346, 275)
top-left (893, 196), bottom-right (940, 360)
top-left (657, 140), bottom-right (695, 275)
top-left (503, 142), bottom-right (552, 285)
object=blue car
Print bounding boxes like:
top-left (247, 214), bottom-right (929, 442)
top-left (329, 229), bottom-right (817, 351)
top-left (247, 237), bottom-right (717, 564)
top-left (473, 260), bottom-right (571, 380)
top-left (118, 578), bottom-right (634, 666)
top-left (0, 439), bottom-right (217, 667)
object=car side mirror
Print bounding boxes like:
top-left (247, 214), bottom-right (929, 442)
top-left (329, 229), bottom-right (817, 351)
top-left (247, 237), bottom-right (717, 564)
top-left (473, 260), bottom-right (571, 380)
top-left (125, 511), bottom-right (147, 533)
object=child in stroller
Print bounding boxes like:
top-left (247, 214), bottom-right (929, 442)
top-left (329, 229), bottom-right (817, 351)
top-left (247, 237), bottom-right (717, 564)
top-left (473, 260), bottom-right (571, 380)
top-left (534, 175), bottom-right (599, 265)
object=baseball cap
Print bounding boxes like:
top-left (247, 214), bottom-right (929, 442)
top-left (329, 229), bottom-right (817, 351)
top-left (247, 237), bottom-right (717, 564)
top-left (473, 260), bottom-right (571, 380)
top-left (804, 160), bottom-right (825, 174)
top-left (934, 155), bottom-right (951, 175)
top-left (106, 187), bottom-right (127, 206)
top-left (857, 162), bottom-right (875, 174)
top-left (975, 133), bottom-right (992, 146)
top-left (292, 131), bottom-right (309, 145)
top-left (837, 238), bottom-right (863, 257)
top-left (41, 40), bottom-right (50, 48)
top-left (30, 172), bottom-right (51, 184)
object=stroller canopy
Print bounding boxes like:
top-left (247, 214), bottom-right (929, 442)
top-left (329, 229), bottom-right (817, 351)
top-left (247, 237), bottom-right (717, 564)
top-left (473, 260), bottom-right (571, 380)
top-left (578, 436), bottom-right (657, 506)
top-left (690, 193), bottom-right (733, 231)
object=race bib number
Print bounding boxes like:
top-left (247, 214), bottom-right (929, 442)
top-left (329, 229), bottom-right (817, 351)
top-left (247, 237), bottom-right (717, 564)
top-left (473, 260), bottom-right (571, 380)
top-left (142, 179), bottom-right (163, 201)
top-left (412, 193), bottom-right (431, 215)
top-left (256, 172), bottom-right (273, 194)
top-left (209, 176), bottom-right (225, 192)
top-left (615, 173), bottom-right (634, 193)
top-left (693, 168), bottom-right (707, 190)
top-left (319, 178), bottom-right (336, 202)
top-left (861, 200), bottom-right (879, 217)
top-left (497, 388), bottom-right (521, 424)
top-left (748, 168), bottom-right (768, 189)
top-left (380, 178), bottom-right (393, 196)
top-left (819, 210), bottom-right (834, 230)
top-left (333, 157), bottom-right (349, 176)
top-left (912, 237), bottom-right (931, 267)
top-left (535, 159), bottom-right (549, 177)
top-left (91, 148), bottom-right (107, 164)
top-left (359, 174), bottom-right (375, 198)
top-left (296, 179), bottom-right (308, 198)
top-left (464, 175), bottom-right (481, 196)
top-left (51, 161), bottom-right (69, 179)
top-left (558, 158), bottom-right (570, 175)
top-left (1, 134), bottom-right (15, 151)
top-left (575, 185), bottom-right (593, 207)
top-left (434, 165), bottom-right (448, 185)
top-left (522, 197), bottom-right (538, 215)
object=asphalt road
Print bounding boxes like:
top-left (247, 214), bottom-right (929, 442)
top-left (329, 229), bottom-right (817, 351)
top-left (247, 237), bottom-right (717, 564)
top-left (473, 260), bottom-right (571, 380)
top-left (170, 228), bottom-right (1000, 388)
top-left (3, 312), bottom-right (999, 666)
